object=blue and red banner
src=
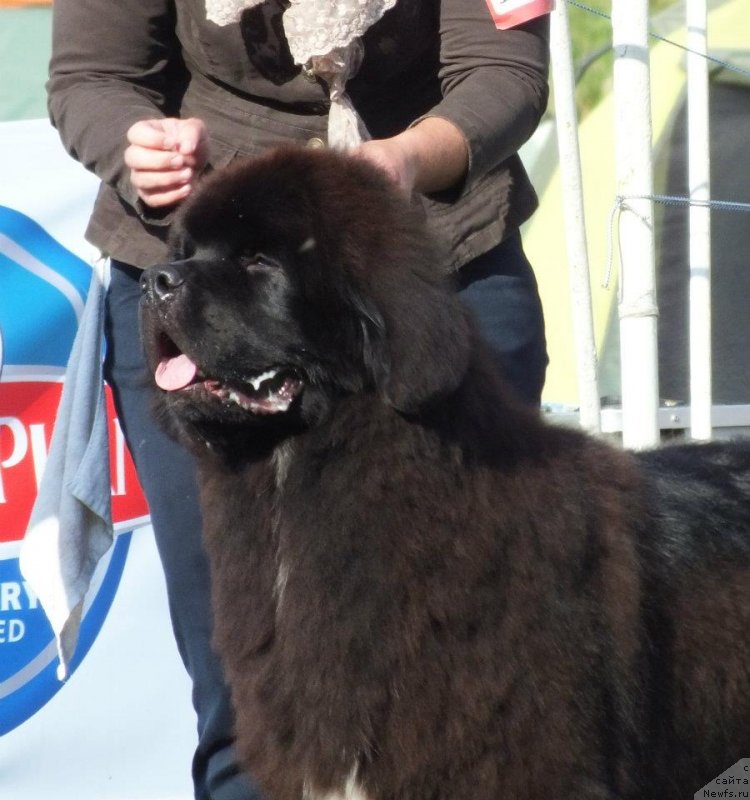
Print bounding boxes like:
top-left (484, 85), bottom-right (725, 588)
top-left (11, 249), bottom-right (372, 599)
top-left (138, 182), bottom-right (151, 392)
top-left (0, 123), bottom-right (149, 734)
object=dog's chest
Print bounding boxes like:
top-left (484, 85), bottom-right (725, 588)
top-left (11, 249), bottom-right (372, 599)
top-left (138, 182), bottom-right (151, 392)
top-left (267, 443), bottom-right (398, 792)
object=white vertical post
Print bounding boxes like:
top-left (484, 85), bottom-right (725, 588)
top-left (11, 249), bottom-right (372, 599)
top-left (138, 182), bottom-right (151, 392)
top-left (612, 0), bottom-right (660, 449)
top-left (687, 0), bottom-right (713, 440)
top-left (550, 1), bottom-right (601, 434)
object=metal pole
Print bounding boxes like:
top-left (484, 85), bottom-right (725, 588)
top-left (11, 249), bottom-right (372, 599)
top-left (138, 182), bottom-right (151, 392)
top-left (612, 0), bottom-right (660, 449)
top-left (550, 1), bottom-right (601, 434)
top-left (687, 0), bottom-right (713, 440)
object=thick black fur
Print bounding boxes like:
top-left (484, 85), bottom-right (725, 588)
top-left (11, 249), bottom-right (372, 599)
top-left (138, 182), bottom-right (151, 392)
top-left (140, 147), bottom-right (750, 800)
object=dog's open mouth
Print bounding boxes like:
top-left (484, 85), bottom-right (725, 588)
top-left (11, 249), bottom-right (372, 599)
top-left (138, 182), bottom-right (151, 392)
top-left (154, 334), bottom-right (303, 415)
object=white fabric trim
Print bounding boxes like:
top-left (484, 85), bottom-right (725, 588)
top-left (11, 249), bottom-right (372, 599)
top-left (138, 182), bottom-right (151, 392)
top-left (203, 0), bottom-right (397, 149)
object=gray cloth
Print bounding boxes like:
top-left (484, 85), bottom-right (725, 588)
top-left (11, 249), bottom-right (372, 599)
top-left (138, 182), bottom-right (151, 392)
top-left (20, 267), bottom-right (113, 680)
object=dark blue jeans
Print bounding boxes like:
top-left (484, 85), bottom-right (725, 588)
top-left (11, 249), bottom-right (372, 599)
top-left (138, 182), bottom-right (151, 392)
top-left (457, 233), bottom-right (547, 406)
top-left (104, 238), bottom-right (546, 800)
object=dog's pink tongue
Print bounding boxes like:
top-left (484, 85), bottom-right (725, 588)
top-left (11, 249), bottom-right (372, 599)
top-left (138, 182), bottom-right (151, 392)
top-left (155, 353), bottom-right (198, 391)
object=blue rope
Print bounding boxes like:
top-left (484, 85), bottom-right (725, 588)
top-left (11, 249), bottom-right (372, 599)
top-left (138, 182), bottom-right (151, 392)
top-left (564, 0), bottom-right (750, 82)
top-left (603, 193), bottom-right (750, 290)
top-left (642, 194), bottom-right (750, 213)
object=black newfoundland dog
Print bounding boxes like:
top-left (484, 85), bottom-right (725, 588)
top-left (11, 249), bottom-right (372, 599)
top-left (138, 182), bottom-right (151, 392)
top-left (140, 147), bottom-right (750, 800)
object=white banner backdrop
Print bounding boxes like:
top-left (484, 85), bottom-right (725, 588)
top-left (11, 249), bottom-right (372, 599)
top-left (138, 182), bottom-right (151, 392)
top-left (0, 119), bottom-right (196, 800)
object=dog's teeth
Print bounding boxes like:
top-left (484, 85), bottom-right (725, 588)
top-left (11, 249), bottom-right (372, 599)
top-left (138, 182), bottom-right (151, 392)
top-left (229, 391), bottom-right (241, 405)
top-left (250, 369), bottom-right (279, 391)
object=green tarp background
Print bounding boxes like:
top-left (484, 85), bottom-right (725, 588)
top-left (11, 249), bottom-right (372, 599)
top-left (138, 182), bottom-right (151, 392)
top-left (0, 8), bottom-right (53, 121)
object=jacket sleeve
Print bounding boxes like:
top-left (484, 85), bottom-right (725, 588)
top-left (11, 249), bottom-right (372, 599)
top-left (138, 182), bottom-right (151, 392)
top-left (428, 0), bottom-right (550, 182)
top-left (47, 0), bottom-right (186, 212)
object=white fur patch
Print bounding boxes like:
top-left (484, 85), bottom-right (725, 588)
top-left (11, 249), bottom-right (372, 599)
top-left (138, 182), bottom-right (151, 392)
top-left (271, 440), bottom-right (295, 490)
top-left (303, 767), bottom-right (370, 800)
top-left (274, 560), bottom-right (290, 609)
top-left (271, 440), bottom-right (294, 615)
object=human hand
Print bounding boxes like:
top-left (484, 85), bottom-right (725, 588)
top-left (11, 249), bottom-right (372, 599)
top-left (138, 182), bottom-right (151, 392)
top-left (352, 119), bottom-right (468, 197)
top-left (352, 137), bottom-right (418, 195)
top-left (125, 118), bottom-right (210, 208)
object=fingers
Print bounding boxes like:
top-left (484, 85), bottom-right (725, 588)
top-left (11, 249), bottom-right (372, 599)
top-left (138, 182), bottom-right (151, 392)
top-left (125, 118), bottom-right (209, 209)
top-left (173, 118), bottom-right (209, 159)
top-left (124, 144), bottom-right (193, 172)
top-left (126, 147), bottom-right (194, 208)
top-left (135, 182), bottom-right (194, 208)
top-left (126, 118), bottom-right (206, 156)
top-left (129, 164), bottom-right (194, 208)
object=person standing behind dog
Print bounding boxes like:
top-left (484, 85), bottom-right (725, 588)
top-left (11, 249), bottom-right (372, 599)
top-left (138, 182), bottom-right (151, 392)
top-left (47, 1), bottom-right (550, 797)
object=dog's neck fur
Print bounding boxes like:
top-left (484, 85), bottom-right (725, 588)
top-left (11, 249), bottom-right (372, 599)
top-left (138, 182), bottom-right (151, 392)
top-left (271, 439), bottom-right (296, 490)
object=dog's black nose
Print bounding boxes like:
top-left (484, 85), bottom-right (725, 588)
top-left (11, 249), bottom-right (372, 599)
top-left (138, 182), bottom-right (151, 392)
top-left (140, 264), bottom-right (185, 301)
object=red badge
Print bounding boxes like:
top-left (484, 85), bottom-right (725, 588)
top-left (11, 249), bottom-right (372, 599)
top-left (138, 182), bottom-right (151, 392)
top-left (485, 0), bottom-right (555, 30)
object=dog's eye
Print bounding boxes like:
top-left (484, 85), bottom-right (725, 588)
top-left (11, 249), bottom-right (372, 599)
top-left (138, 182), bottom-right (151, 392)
top-left (242, 252), bottom-right (282, 272)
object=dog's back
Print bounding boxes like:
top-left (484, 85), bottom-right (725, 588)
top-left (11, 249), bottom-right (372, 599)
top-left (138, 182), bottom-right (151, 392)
top-left (633, 441), bottom-right (750, 795)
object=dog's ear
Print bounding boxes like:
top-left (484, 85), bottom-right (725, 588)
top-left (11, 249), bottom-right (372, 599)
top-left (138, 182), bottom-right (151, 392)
top-left (356, 280), bottom-right (471, 413)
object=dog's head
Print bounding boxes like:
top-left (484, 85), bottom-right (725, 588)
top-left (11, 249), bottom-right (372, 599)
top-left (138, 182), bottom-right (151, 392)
top-left (139, 147), bottom-right (471, 453)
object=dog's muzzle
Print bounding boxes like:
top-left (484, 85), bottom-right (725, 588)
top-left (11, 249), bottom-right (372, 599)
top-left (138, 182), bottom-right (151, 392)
top-left (140, 262), bottom-right (187, 303)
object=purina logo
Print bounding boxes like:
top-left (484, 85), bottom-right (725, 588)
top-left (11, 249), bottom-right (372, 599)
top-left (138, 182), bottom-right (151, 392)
top-left (0, 206), bottom-right (149, 735)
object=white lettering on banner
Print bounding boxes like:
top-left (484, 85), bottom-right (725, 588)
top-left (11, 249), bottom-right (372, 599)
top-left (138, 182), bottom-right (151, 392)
top-left (0, 417), bottom-right (28, 503)
top-left (0, 414), bottom-right (130, 503)
top-left (0, 581), bottom-right (39, 643)
top-left (0, 618), bottom-right (25, 644)
top-left (1, 582), bottom-right (21, 611)
top-left (0, 582), bottom-right (40, 611)
top-left (29, 423), bottom-right (48, 491)
top-left (111, 417), bottom-right (126, 497)
top-left (23, 581), bottom-right (39, 609)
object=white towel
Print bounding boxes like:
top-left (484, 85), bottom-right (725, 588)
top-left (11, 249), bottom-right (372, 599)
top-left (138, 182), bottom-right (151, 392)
top-left (20, 267), bottom-right (113, 681)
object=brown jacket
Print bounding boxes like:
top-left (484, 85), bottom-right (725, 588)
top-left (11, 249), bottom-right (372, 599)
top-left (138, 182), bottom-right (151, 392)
top-left (47, 0), bottom-right (549, 270)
